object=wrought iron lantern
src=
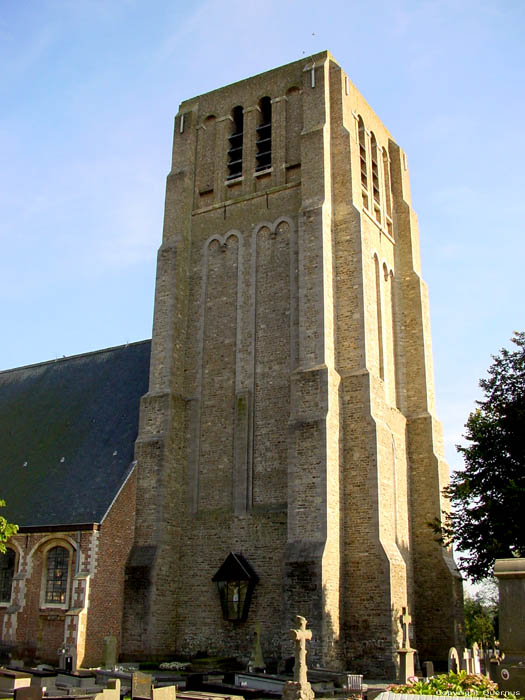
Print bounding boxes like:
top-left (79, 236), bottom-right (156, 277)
top-left (212, 552), bottom-right (259, 622)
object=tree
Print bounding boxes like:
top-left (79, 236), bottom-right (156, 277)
top-left (437, 331), bottom-right (525, 581)
top-left (464, 579), bottom-right (498, 647)
top-left (0, 500), bottom-right (17, 554)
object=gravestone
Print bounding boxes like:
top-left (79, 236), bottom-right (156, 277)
top-left (248, 621), bottom-right (265, 672)
top-left (471, 643), bottom-right (481, 674)
top-left (103, 636), bottom-right (118, 670)
top-left (152, 686), bottom-right (176, 700)
top-left (397, 607), bottom-right (416, 683)
top-left (422, 661), bottom-right (434, 677)
top-left (58, 645), bottom-right (77, 673)
top-left (282, 616), bottom-right (314, 700)
top-left (132, 671), bottom-right (153, 700)
top-left (448, 647), bottom-right (460, 673)
top-left (462, 648), bottom-right (472, 673)
top-left (95, 678), bottom-right (121, 700)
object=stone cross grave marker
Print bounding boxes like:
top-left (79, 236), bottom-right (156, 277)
top-left (132, 671), bottom-right (153, 700)
top-left (400, 607), bottom-right (412, 649)
top-left (291, 615), bottom-right (311, 686)
top-left (283, 616), bottom-right (314, 700)
top-left (471, 642), bottom-right (481, 674)
top-left (463, 648), bottom-right (472, 673)
top-left (397, 607), bottom-right (416, 683)
top-left (448, 647), bottom-right (460, 673)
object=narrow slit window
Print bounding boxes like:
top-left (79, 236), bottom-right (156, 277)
top-left (256, 96), bottom-right (272, 172)
top-left (227, 106), bottom-right (244, 180)
top-left (371, 133), bottom-right (381, 222)
top-left (358, 116), bottom-right (368, 210)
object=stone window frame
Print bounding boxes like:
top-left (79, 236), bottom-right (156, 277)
top-left (39, 538), bottom-right (75, 610)
top-left (0, 546), bottom-right (18, 606)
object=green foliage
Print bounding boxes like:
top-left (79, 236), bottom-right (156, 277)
top-left (434, 332), bottom-right (525, 581)
top-left (388, 671), bottom-right (513, 697)
top-left (464, 593), bottom-right (497, 648)
top-left (0, 500), bottom-right (18, 554)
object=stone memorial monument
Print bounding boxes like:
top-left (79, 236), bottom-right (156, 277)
top-left (397, 607), bottom-right (416, 683)
top-left (448, 647), bottom-right (460, 673)
top-left (493, 558), bottom-right (525, 696)
top-left (283, 616), bottom-right (314, 700)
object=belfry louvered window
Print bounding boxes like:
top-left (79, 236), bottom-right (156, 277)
top-left (371, 132), bottom-right (381, 223)
top-left (358, 116), bottom-right (369, 210)
top-left (256, 96), bottom-right (272, 171)
top-left (227, 106), bottom-right (244, 180)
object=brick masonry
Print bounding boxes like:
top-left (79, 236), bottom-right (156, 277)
top-left (124, 51), bottom-right (464, 676)
top-left (0, 468), bottom-right (136, 667)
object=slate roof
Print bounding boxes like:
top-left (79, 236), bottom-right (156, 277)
top-left (0, 340), bottom-right (151, 529)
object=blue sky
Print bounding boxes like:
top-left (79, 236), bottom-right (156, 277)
top-left (1, 0), bottom-right (524, 475)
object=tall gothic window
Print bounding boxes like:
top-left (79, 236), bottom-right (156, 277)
top-left (45, 546), bottom-right (69, 604)
top-left (256, 96), bottom-right (272, 171)
top-left (227, 106), bottom-right (244, 180)
top-left (0, 549), bottom-right (15, 603)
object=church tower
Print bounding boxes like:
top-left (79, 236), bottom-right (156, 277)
top-left (123, 52), bottom-right (463, 676)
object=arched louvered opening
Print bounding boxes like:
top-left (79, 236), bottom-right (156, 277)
top-left (358, 116), bottom-right (368, 210)
top-left (256, 96), bottom-right (272, 172)
top-left (227, 106), bottom-right (244, 180)
top-left (383, 149), bottom-right (394, 237)
top-left (371, 132), bottom-right (381, 223)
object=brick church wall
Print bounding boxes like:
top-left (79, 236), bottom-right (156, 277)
top-left (0, 469), bottom-right (136, 667)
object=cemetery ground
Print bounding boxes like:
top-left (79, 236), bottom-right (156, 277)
top-left (0, 614), bottom-right (521, 700)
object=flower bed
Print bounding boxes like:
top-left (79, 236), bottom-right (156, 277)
top-left (381, 671), bottom-right (516, 699)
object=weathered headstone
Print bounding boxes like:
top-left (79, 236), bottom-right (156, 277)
top-left (448, 647), bottom-right (460, 673)
top-left (462, 648), bottom-right (472, 673)
top-left (282, 616), bottom-right (314, 700)
top-left (103, 635), bottom-right (118, 670)
top-left (248, 621), bottom-right (265, 672)
top-left (397, 607), bottom-right (416, 683)
top-left (471, 642), bottom-right (481, 674)
top-left (132, 671), bottom-right (153, 700)
top-left (94, 679), bottom-right (121, 700)
top-left (422, 661), bottom-right (434, 678)
top-left (57, 645), bottom-right (77, 673)
top-left (152, 686), bottom-right (176, 700)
